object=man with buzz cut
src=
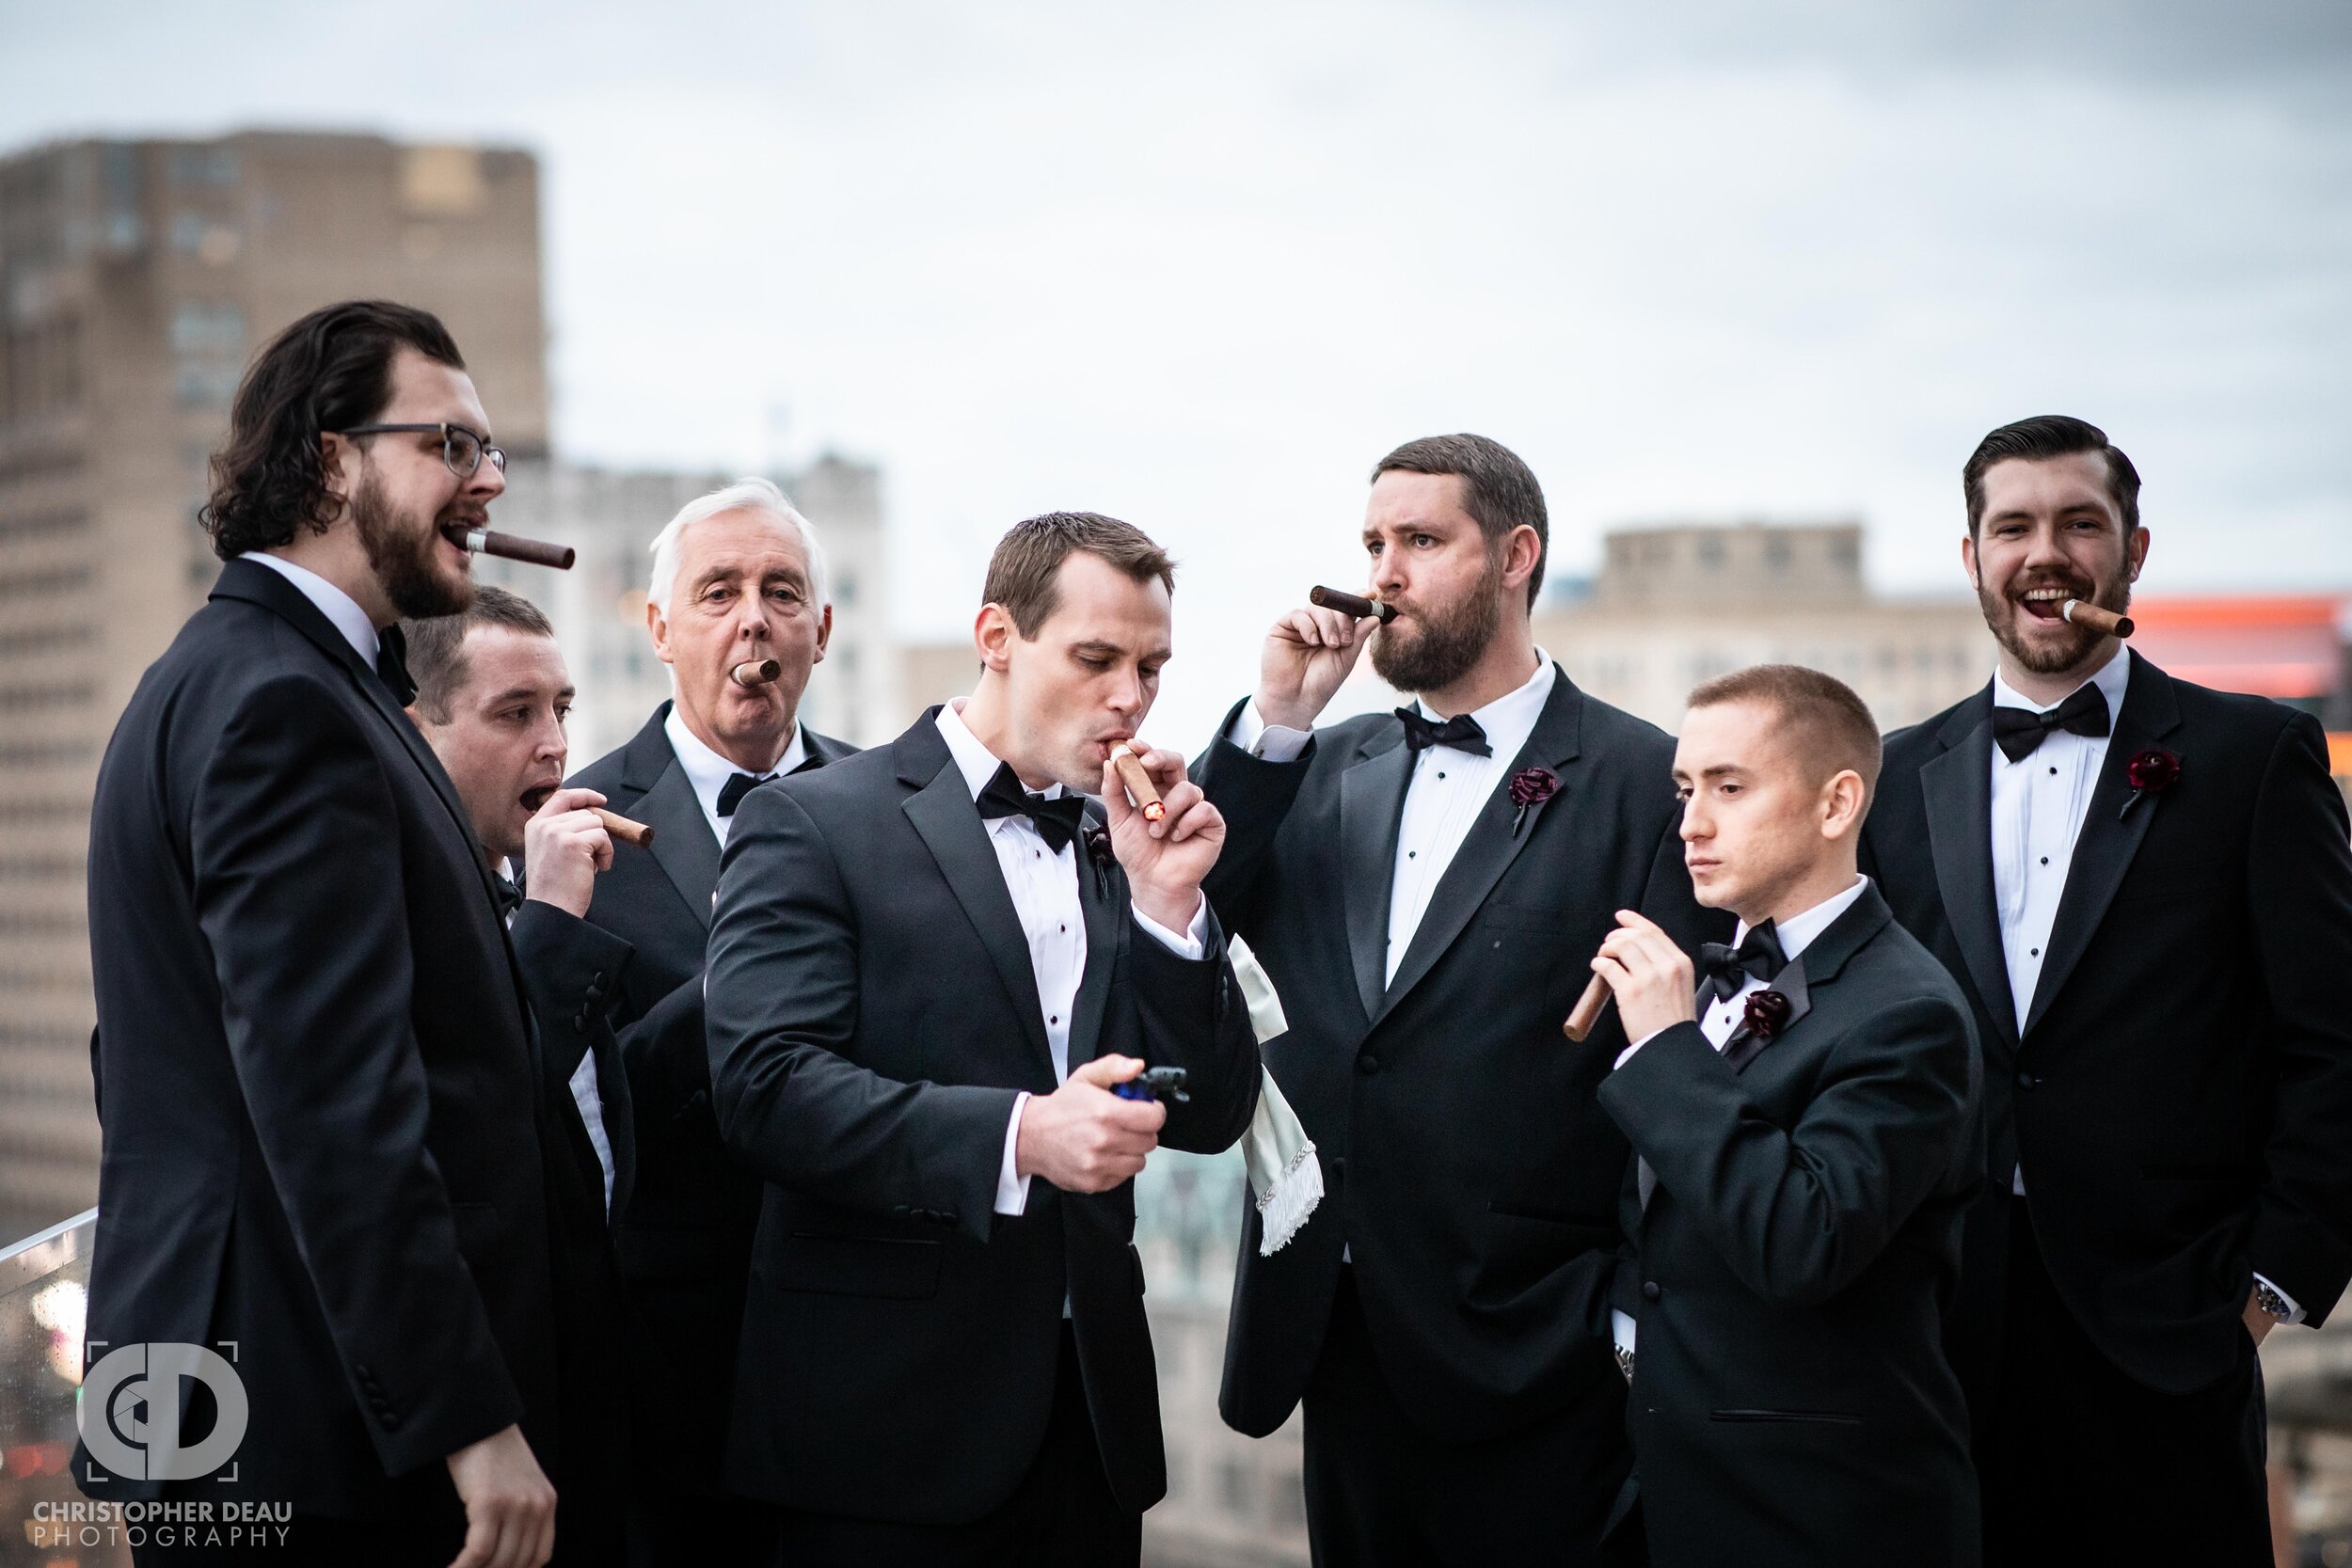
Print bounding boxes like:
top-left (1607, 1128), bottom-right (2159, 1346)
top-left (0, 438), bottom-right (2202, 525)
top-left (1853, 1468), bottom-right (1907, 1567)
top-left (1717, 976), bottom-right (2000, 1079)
top-left (1864, 415), bottom-right (2352, 1563)
top-left (707, 511), bottom-right (1262, 1564)
top-left (1595, 664), bottom-right (1981, 1568)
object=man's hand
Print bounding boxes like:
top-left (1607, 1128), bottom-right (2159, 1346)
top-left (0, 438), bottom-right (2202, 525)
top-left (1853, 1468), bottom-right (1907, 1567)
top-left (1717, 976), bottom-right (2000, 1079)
top-left (1593, 911), bottom-right (1698, 1045)
top-left (2245, 1287), bottom-right (2281, 1346)
top-left (1255, 603), bottom-right (1375, 733)
top-left (521, 787), bottom-right (612, 919)
top-left (1104, 747), bottom-right (1221, 935)
top-left (1015, 1054), bottom-right (1168, 1194)
top-left (444, 1423), bottom-right (555, 1568)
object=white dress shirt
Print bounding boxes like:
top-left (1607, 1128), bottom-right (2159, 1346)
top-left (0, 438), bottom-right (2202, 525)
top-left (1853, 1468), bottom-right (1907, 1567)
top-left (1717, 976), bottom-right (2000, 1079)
top-left (1987, 654), bottom-right (2299, 1320)
top-left (924, 702), bottom-right (1206, 1225)
top-left (1234, 652), bottom-right (1558, 986)
top-left (240, 551), bottom-right (380, 668)
top-left (499, 863), bottom-right (616, 1216)
top-left (1611, 875), bottom-right (1873, 1363)
top-left (664, 704), bottom-right (806, 847)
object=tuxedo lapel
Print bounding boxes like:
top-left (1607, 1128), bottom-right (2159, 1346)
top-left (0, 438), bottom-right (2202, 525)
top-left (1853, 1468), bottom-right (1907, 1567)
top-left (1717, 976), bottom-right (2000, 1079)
top-left (2024, 653), bottom-right (2181, 1038)
top-left (1379, 673), bottom-right (1583, 1022)
top-left (898, 730), bottom-right (1057, 1082)
top-left (1920, 689), bottom-right (2017, 1051)
top-left (637, 759), bottom-right (722, 932)
top-left (1340, 728), bottom-right (1412, 1022)
top-left (1722, 958), bottom-right (1813, 1075)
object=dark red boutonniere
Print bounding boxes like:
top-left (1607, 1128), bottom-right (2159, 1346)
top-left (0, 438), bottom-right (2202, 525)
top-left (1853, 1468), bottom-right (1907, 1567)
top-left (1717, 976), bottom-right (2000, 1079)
top-left (1083, 821), bottom-right (1115, 895)
top-left (1743, 988), bottom-right (1793, 1040)
top-left (2120, 747), bottom-right (2180, 820)
top-left (1509, 767), bottom-right (1559, 834)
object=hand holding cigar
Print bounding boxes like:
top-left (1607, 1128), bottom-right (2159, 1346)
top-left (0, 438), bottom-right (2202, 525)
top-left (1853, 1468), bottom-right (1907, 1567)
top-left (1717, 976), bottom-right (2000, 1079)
top-left (1109, 743), bottom-right (1166, 822)
top-left (1309, 585), bottom-right (1396, 625)
top-left (2061, 599), bottom-right (2134, 640)
top-left (442, 524), bottom-right (577, 571)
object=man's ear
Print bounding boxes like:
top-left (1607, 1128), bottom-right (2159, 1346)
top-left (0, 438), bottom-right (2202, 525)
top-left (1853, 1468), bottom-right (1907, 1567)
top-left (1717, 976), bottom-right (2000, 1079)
top-left (1960, 531), bottom-right (1979, 592)
top-left (319, 433), bottom-right (355, 518)
top-left (645, 596), bottom-right (675, 666)
top-left (811, 603), bottom-right (834, 664)
top-left (975, 604), bottom-right (1016, 674)
top-left (1822, 768), bottom-right (1868, 840)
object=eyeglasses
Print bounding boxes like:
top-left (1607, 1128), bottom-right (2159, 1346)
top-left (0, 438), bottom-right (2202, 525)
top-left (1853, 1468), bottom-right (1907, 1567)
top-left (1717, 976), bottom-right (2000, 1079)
top-left (338, 422), bottom-right (508, 480)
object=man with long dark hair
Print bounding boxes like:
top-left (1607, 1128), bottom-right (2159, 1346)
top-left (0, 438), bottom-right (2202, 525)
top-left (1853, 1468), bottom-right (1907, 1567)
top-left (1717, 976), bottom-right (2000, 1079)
top-left (82, 300), bottom-right (562, 1567)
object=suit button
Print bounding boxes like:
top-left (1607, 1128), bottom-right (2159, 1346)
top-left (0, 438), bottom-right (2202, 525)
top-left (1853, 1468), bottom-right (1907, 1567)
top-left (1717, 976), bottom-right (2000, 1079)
top-left (2015, 1071), bottom-right (2039, 1091)
top-left (1642, 1281), bottom-right (1661, 1303)
top-left (1329, 1157), bottom-right (1346, 1180)
top-left (1357, 1056), bottom-right (1381, 1076)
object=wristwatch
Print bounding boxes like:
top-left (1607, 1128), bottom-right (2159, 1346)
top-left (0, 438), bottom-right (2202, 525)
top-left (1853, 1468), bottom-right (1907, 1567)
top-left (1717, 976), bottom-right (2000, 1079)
top-left (2254, 1280), bottom-right (2293, 1323)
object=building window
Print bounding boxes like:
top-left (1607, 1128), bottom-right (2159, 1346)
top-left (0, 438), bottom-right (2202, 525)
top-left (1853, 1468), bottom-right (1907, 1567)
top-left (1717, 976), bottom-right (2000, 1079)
top-left (170, 302), bottom-right (245, 356)
top-left (1697, 537), bottom-right (1724, 570)
top-left (1763, 537), bottom-right (1792, 572)
top-left (168, 147), bottom-right (240, 187)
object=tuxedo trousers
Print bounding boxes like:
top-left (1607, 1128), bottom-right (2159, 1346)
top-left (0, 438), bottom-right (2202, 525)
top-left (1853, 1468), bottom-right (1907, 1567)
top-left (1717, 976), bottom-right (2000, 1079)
top-left (1979, 1196), bottom-right (2271, 1567)
top-left (767, 1324), bottom-right (1136, 1568)
top-left (1300, 1267), bottom-right (1631, 1568)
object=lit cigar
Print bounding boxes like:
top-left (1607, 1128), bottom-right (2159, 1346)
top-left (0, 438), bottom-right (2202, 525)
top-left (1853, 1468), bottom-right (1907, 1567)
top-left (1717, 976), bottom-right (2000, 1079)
top-left (1562, 974), bottom-right (1613, 1042)
top-left (2061, 599), bottom-right (2134, 640)
top-left (443, 524), bottom-right (576, 571)
top-left (1309, 585), bottom-right (1396, 625)
top-left (730, 658), bottom-right (783, 688)
top-left (590, 807), bottom-right (654, 847)
top-left (1109, 743), bottom-right (1165, 822)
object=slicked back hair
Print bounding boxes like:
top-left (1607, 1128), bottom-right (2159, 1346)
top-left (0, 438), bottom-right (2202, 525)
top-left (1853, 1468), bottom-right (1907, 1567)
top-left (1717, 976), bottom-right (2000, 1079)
top-left (1372, 433), bottom-right (1549, 608)
top-left (1963, 415), bottom-right (2141, 538)
top-left (403, 584), bottom-right (557, 724)
top-left (204, 300), bottom-right (466, 560)
top-left (1688, 663), bottom-right (1883, 806)
top-left (982, 512), bottom-right (1176, 638)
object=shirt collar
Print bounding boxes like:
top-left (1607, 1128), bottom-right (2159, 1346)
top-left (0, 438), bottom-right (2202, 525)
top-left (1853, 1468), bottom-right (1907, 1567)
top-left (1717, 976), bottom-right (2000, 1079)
top-left (664, 704), bottom-right (803, 808)
top-left (1412, 649), bottom-right (1556, 760)
top-left (1734, 874), bottom-right (1871, 959)
top-left (1991, 644), bottom-right (2130, 718)
top-left (934, 698), bottom-right (1066, 803)
top-left (239, 551), bottom-right (380, 668)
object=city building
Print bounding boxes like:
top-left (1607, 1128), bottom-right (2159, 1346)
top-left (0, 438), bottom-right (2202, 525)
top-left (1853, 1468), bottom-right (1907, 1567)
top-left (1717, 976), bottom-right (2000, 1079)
top-left (0, 130), bottom-right (548, 1243)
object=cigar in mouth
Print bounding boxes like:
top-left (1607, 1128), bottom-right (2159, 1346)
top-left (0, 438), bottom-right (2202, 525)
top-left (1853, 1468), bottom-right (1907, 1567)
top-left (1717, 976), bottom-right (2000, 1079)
top-left (1562, 974), bottom-right (1613, 1042)
top-left (1309, 586), bottom-right (1396, 625)
top-left (442, 524), bottom-right (576, 571)
top-left (2060, 599), bottom-right (2134, 640)
top-left (730, 658), bottom-right (783, 688)
top-left (1109, 743), bottom-right (1165, 822)
top-left (521, 786), bottom-right (655, 847)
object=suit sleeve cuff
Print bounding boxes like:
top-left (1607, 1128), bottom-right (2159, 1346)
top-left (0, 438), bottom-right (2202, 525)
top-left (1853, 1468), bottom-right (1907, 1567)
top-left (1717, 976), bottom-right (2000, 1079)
top-left (995, 1092), bottom-right (1033, 1215)
top-left (2255, 1272), bottom-right (2307, 1325)
top-left (1230, 701), bottom-right (1311, 764)
top-left (1131, 896), bottom-right (1208, 960)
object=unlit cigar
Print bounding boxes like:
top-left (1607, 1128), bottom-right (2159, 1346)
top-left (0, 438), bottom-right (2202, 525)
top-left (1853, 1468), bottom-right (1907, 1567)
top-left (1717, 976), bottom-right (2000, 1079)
top-left (1309, 585), bottom-right (1396, 625)
top-left (590, 807), bottom-right (654, 847)
top-left (2061, 599), bottom-right (2134, 640)
top-left (1109, 743), bottom-right (1165, 822)
top-left (730, 657), bottom-right (783, 688)
top-left (1562, 974), bottom-right (1613, 1042)
top-left (443, 525), bottom-right (576, 571)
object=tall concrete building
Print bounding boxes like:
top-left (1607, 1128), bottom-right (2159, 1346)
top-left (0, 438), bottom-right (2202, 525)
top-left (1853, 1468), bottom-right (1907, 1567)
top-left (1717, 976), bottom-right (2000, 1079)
top-left (0, 130), bottom-right (548, 1241)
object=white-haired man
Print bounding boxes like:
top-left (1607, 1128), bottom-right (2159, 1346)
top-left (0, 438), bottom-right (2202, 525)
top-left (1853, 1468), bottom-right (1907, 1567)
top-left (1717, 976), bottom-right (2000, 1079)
top-left (564, 477), bottom-right (855, 1564)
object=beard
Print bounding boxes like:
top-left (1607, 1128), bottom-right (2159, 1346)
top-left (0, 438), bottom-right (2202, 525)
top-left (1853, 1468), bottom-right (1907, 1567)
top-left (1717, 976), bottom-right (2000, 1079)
top-left (1977, 558), bottom-right (2132, 675)
top-left (1371, 546), bottom-right (1505, 694)
top-left (354, 473), bottom-right (472, 620)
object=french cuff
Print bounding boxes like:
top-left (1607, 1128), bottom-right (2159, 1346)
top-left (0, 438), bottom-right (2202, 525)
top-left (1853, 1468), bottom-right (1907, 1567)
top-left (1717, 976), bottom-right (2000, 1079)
top-left (1231, 701), bottom-right (1311, 764)
top-left (1131, 895), bottom-right (1208, 960)
top-left (1613, 1026), bottom-right (1669, 1071)
top-left (2254, 1272), bottom-right (2306, 1325)
top-left (1611, 1307), bottom-right (1638, 1362)
top-left (995, 1092), bottom-right (1033, 1216)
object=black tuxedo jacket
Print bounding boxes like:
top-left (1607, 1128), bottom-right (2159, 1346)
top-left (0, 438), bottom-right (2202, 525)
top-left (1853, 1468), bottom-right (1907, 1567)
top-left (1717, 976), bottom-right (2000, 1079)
top-left (1196, 671), bottom-right (1727, 1446)
top-left (79, 559), bottom-right (560, 1519)
top-left (564, 700), bottom-right (851, 1487)
top-left (704, 710), bottom-right (1261, 1525)
top-left (1862, 652), bottom-right (2352, 1400)
top-left (1599, 884), bottom-right (1981, 1568)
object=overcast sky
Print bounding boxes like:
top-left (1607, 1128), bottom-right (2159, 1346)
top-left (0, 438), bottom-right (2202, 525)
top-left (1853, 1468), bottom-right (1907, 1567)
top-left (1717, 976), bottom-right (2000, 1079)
top-left (6, 0), bottom-right (2348, 736)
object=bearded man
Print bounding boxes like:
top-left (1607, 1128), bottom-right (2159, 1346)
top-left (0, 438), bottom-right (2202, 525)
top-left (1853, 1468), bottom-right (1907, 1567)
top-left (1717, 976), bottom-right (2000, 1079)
top-left (82, 301), bottom-right (563, 1567)
top-left (1194, 434), bottom-right (1724, 1564)
top-left (1862, 415), bottom-right (2352, 1564)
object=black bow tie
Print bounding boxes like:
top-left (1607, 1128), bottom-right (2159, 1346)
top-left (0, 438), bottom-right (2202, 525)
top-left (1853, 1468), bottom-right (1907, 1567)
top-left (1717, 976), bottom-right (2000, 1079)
top-left (976, 762), bottom-right (1088, 854)
top-left (1992, 684), bottom-right (2111, 763)
top-left (717, 771), bottom-right (777, 818)
top-left (1697, 922), bottom-right (1788, 1006)
top-left (1394, 707), bottom-right (1492, 757)
top-left (374, 624), bottom-right (417, 705)
top-left (492, 872), bottom-right (523, 921)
